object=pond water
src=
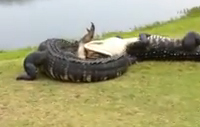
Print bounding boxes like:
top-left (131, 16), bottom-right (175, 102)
top-left (0, 0), bottom-right (200, 50)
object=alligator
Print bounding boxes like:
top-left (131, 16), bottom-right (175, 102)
top-left (16, 22), bottom-right (137, 82)
top-left (126, 31), bottom-right (200, 61)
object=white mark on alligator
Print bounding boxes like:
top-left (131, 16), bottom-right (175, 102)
top-left (86, 75), bottom-right (92, 82)
top-left (64, 74), bottom-right (68, 80)
top-left (69, 75), bottom-right (75, 82)
top-left (104, 77), bottom-right (108, 80)
top-left (60, 74), bottom-right (66, 81)
top-left (59, 75), bottom-right (63, 80)
top-left (49, 67), bottom-right (55, 79)
top-left (63, 66), bottom-right (69, 81)
top-left (117, 71), bottom-right (121, 76)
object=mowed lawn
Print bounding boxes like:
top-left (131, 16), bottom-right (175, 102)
top-left (1, 8), bottom-right (200, 127)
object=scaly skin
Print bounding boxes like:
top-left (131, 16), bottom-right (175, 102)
top-left (16, 23), bottom-right (137, 82)
top-left (126, 31), bottom-right (200, 61)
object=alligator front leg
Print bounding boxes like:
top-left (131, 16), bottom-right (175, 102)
top-left (181, 31), bottom-right (200, 52)
top-left (16, 51), bottom-right (47, 81)
top-left (125, 33), bottom-right (151, 52)
top-left (16, 64), bottom-right (37, 80)
top-left (139, 33), bottom-right (151, 43)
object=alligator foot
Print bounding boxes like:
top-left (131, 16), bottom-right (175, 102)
top-left (16, 63), bottom-right (38, 81)
top-left (16, 72), bottom-right (36, 81)
top-left (182, 31), bottom-right (200, 52)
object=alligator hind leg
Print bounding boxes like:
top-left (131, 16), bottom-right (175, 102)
top-left (16, 51), bottom-right (46, 81)
top-left (181, 31), bottom-right (200, 52)
top-left (126, 33), bottom-right (151, 51)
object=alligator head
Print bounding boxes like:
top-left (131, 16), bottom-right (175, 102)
top-left (77, 22), bottom-right (95, 59)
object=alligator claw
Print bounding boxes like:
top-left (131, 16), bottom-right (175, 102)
top-left (16, 72), bottom-right (36, 81)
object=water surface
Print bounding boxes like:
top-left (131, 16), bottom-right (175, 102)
top-left (0, 0), bottom-right (200, 50)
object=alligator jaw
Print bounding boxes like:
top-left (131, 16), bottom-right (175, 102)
top-left (77, 42), bottom-right (86, 59)
top-left (79, 22), bottom-right (95, 44)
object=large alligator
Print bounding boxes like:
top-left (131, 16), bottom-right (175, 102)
top-left (126, 31), bottom-right (200, 61)
top-left (16, 23), bottom-right (137, 82)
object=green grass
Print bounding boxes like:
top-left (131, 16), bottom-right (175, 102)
top-left (0, 47), bottom-right (36, 61)
top-left (1, 6), bottom-right (200, 127)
